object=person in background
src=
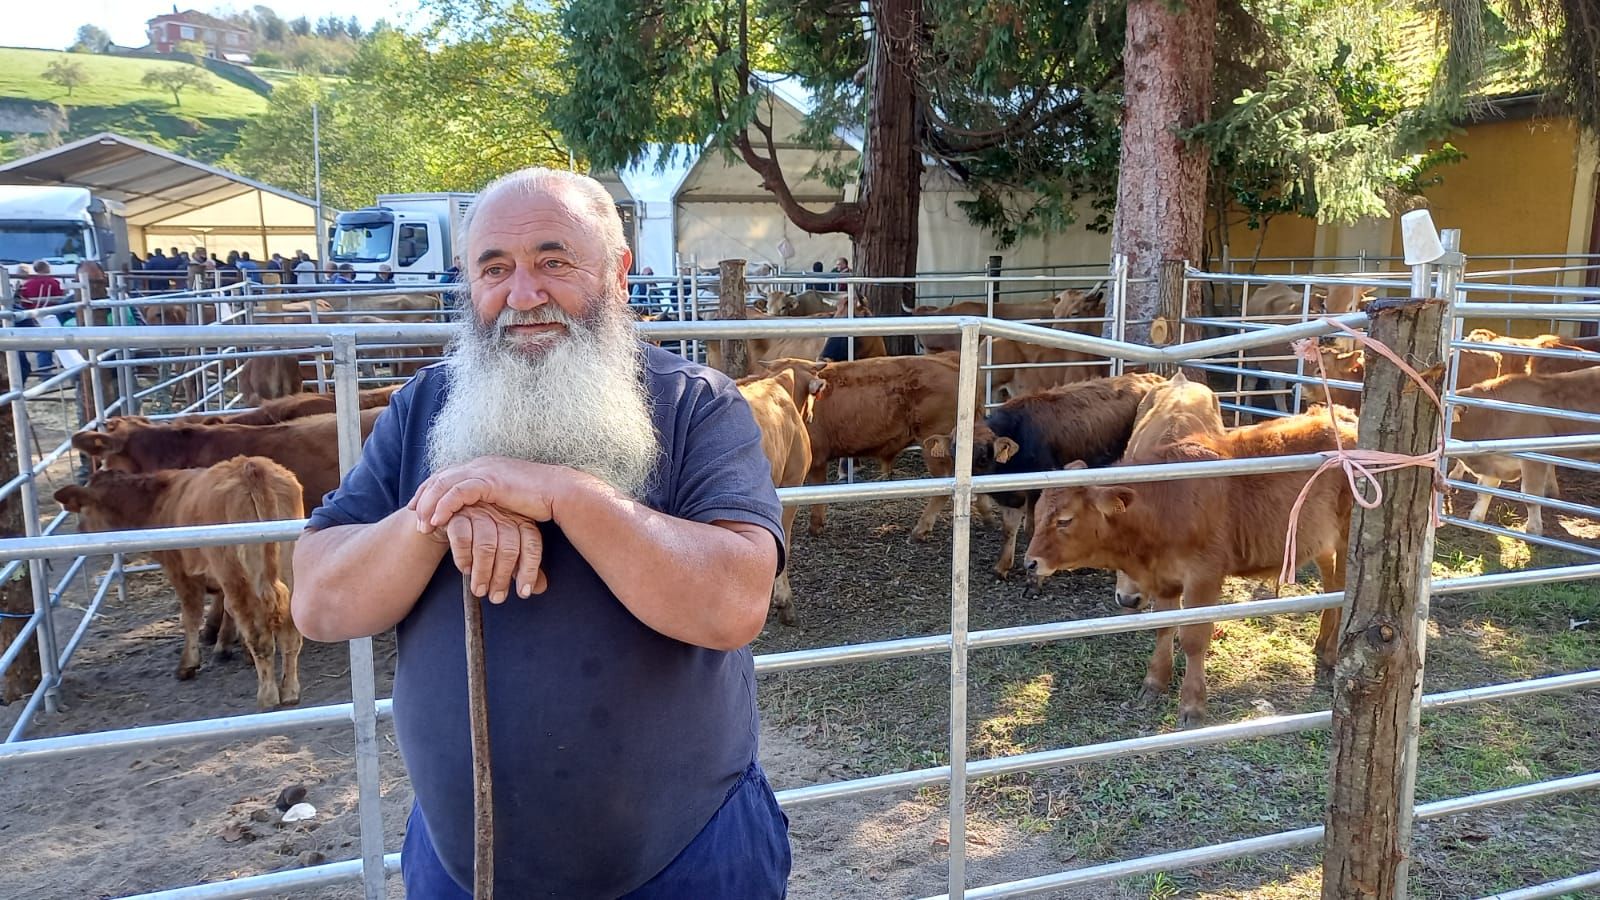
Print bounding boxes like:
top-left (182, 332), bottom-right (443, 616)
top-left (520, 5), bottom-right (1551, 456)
top-left (806, 261), bottom-right (829, 292)
top-left (294, 251), bottom-right (319, 286)
top-left (330, 263), bottom-right (358, 285)
top-left (831, 256), bottom-right (851, 279)
top-left (439, 255), bottom-right (462, 285)
top-left (16, 260), bottom-right (64, 379)
top-left (237, 251), bottom-right (263, 284)
top-left (373, 264), bottom-right (396, 284)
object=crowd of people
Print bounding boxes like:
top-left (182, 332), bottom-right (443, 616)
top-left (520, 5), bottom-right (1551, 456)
top-left (628, 256), bottom-right (853, 317)
top-left (118, 247), bottom-right (464, 294)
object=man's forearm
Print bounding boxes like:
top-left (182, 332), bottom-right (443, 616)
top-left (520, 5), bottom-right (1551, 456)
top-left (291, 508), bottom-right (448, 642)
top-left (552, 479), bottom-right (776, 651)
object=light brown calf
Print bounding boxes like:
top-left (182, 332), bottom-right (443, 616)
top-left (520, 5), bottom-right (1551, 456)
top-left (239, 354), bottom-right (305, 406)
top-left (913, 297), bottom-right (1060, 354)
top-left (1450, 366), bottom-right (1600, 535)
top-left (706, 299), bottom-right (887, 372)
top-left (736, 368), bottom-right (820, 625)
top-left (1024, 394), bottom-right (1357, 727)
top-left (55, 456), bottom-right (304, 708)
top-left (981, 287), bottom-right (1112, 397)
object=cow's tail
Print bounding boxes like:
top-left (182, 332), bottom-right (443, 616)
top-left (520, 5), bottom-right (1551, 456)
top-left (226, 457), bottom-right (302, 617)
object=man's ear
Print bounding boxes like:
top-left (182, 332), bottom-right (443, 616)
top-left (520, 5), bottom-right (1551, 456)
top-left (994, 437), bottom-right (1020, 464)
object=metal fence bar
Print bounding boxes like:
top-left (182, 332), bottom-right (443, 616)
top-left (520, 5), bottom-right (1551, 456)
top-left (1441, 515), bottom-right (1600, 559)
top-left (1444, 477), bottom-right (1600, 520)
top-left (119, 852), bottom-right (403, 900)
top-left (331, 334), bottom-right (387, 900)
top-left (1477, 870), bottom-right (1600, 900)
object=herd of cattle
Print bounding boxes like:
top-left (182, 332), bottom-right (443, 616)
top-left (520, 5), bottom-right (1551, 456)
top-left (38, 285), bottom-right (1600, 726)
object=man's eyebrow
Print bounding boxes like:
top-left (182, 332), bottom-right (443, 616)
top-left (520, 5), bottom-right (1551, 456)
top-left (475, 248), bottom-right (509, 266)
top-left (537, 240), bottom-right (574, 254)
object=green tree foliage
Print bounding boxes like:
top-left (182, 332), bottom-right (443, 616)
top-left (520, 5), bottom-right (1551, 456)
top-left (42, 59), bottom-right (88, 98)
top-left (225, 24), bottom-right (570, 207)
top-left (141, 66), bottom-right (218, 108)
top-left (69, 24), bottom-right (112, 53)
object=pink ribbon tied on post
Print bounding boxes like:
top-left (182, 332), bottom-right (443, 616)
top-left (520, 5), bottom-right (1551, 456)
top-left (1278, 317), bottom-right (1449, 585)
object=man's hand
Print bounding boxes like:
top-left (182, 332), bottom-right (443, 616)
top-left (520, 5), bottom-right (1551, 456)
top-left (409, 457), bottom-right (597, 532)
top-left (422, 503), bottom-right (549, 603)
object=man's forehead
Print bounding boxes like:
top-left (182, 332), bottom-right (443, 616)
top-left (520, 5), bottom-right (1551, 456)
top-left (470, 187), bottom-right (593, 242)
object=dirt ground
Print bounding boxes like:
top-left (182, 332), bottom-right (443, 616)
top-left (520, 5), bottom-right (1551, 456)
top-left (1, 385), bottom-right (1597, 899)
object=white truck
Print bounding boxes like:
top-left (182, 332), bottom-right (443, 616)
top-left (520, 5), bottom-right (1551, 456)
top-left (328, 193), bottom-right (475, 283)
top-left (0, 185), bottom-right (129, 285)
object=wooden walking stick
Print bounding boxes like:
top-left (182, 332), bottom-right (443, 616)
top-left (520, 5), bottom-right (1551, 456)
top-left (463, 580), bottom-right (494, 898)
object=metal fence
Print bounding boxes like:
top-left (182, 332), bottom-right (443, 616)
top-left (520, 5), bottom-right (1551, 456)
top-left (0, 245), bottom-right (1595, 898)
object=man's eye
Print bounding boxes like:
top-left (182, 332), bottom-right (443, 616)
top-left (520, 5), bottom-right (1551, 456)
top-left (544, 259), bottom-right (568, 270)
top-left (484, 265), bottom-right (508, 277)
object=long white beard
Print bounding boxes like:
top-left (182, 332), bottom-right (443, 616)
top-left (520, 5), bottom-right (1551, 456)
top-left (426, 294), bottom-right (661, 498)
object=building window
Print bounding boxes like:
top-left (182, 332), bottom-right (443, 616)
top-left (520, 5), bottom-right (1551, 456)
top-left (203, 29), bottom-right (215, 42)
top-left (179, 25), bottom-right (195, 39)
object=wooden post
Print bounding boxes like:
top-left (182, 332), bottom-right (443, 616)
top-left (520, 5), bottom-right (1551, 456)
top-left (1320, 294), bottom-right (1450, 899)
top-left (1150, 258), bottom-right (1193, 378)
top-left (717, 259), bottom-right (749, 379)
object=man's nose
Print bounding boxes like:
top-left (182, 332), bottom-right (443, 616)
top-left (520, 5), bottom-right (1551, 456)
top-left (504, 269), bottom-right (551, 311)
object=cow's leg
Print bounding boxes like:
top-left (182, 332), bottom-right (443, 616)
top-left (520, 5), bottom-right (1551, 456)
top-left (1468, 473), bottom-right (1501, 522)
top-left (1521, 461), bottom-right (1554, 536)
top-left (213, 603), bottom-right (237, 662)
top-left (172, 575), bottom-right (208, 681)
top-left (1175, 576), bottom-right (1224, 728)
top-left (1312, 551), bottom-right (1345, 677)
top-left (913, 450), bottom-right (952, 542)
top-left (993, 504), bottom-right (1026, 580)
top-left (805, 461), bottom-right (829, 537)
top-left (772, 505), bottom-right (799, 626)
top-left (222, 587), bottom-right (280, 709)
top-left (274, 582), bottom-right (303, 706)
top-left (1139, 590), bottom-right (1183, 703)
top-left (200, 589), bottom-right (224, 645)
top-left (973, 494), bottom-right (997, 527)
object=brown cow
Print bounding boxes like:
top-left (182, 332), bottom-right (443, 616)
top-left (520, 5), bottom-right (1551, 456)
top-left (757, 354), bottom-right (989, 539)
top-left (707, 299), bottom-right (886, 373)
top-left (1023, 395), bottom-right (1358, 727)
top-left (735, 368), bottom-right (819, 625)
top-left (766, 290), bottom-right (840, 317)
top-left (72, 407), bottom-right (386, 514)
top-left (981, 286), bottom-right (1112, 397)
top-left (1450, 366), bottom-right (1600, 535)
top-left (239, 354), bottom-right (305, 406)
top-left (112, 384), bottom-right (400, 429)
top-left (913, 297), bottom-right (1061, 354)
top-left (1465, 328), bottom-right (1600, 376)
top-left (924, 372), bottom-right (1166, 579)
top-left (54, 456), bottom-right (304, 708)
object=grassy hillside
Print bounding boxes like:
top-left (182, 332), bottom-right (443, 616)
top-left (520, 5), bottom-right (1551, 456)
top-left (0, 47), bottom-right (269, 164)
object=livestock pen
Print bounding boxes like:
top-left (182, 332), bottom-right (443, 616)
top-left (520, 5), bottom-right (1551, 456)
top-left (0, 232), bottom-right (1595, 899)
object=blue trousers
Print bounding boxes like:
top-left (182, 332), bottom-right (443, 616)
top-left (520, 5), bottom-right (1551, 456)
top-left (402, 762), bottom-right (791, 899)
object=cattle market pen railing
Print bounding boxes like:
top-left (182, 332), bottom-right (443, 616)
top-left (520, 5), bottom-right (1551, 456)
top-left (0, 260), bottom-right (1596, 897)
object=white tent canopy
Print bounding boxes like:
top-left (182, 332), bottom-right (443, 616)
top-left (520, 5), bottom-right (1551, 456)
top-left (0, 132), bottom-right (324, 261)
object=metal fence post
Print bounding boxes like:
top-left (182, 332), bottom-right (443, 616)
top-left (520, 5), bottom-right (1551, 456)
top-left (983, 256), bottom-right (999, 409)
top-left (331, 334), bottom-right (387, 900)
top-left (946, 321), bottom-right (981, 900)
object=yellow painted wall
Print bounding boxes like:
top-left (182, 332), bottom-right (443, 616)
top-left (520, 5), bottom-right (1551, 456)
top-left (1221, 212), bottom-right (1321, 274)
top-left (1394, 118), bottom-right (1581, 270)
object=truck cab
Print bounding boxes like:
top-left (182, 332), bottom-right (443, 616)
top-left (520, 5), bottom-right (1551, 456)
top-left (0, 185), bottom-right (128, 287)
top-left (329, 193), bottom-right (473, 284)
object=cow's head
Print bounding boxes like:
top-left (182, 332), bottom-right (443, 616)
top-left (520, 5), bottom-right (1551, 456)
top-left (757, 358), bottom-right (829, 420)
top-left (1024, 461), bottom-right (1136, 584)
top-left (1318, 284), bottom-right (1374, 314)
top-left (765, 291), bottom-right (798, 316)
top-left (71, 427), bottom-right (143, 473)
top-left (1113, 570), bottom-right (1147, 611)
top-left (52, 475), bottom-right (129, 533)
top-left (1052, 283), bottom-right (1108, 320)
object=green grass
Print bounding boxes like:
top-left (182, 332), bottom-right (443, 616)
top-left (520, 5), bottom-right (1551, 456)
top-left (0, 48), bottom-right (269, 118)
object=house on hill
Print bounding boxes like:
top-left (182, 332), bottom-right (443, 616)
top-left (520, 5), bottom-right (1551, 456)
top-left (146, 8), bottom-right (255, 63)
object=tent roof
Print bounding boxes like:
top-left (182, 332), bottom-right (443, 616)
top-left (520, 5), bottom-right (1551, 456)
top-left (676, 77), bottom-right (861, 204)
top-left (0, 132), bottom-right (322, 228)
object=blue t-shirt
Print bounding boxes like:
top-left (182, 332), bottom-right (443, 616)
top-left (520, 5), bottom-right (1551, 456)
top-left (306, 345), bottom-right (786, 896)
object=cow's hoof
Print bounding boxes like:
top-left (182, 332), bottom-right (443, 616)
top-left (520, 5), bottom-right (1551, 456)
top-left (993, 567), bottom-right (1013, 582)
top-left (176, 664), bottom-right (199, 681)
top-left (212, 646), bottom-right (234, 663)
top-left (1136, 683), bottom-right (1166, 706)
top-left (777, 608), bottom-right (798, 628)
top-left (909, 529), bottom-right (932, 544)
top-left (257, 687), bottom-right (281, 709)
top-left (199, 624), bottom-right (219, 645)
top-left (1177, 706), bottom-right (1208, 729)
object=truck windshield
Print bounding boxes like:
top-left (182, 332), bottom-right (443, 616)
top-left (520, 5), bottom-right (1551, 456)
top-left (0, 222), bottom-right (89, 265)
top-left (331, 221), bottom-right (394, 263)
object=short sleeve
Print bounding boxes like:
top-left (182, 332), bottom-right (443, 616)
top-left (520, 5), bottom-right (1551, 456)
top-left (669, 376), bottom-right (788, 573)
top-left (304, 385), bottom-right (412, 530)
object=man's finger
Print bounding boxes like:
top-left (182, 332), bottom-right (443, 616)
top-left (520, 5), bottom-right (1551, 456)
top-left (486, 514), bottom-right (523, 604)
top-left (468, 509), bottom-right (500, 598)
top-left (446, 516), bottom-right (475, 578)
top-left (516, 519), bottom-right (545, 597)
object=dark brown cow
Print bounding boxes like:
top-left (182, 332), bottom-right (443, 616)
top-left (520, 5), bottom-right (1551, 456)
top-left (1024, 392), bottom-right (1358, 727)
top-left (72, 407), bottom-right (385, 513)
top-left (55, 456), bottom-right (304, 708)
top-left (735, 368), bottom-right (820, 625)
top-left (924, 372), bottom-right (1166, 579)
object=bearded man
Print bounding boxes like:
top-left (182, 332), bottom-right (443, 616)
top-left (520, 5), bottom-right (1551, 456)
top-left (291, 167), bottom-right (791, 898)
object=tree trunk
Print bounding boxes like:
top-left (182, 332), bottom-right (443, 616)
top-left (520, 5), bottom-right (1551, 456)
top-left (716, 259), bottom-right (750, 379)
top-left (1, 357), bottom-right (40, 703)
top-left (855, 0), bottom-right (924, 355)
top-left (1321, 297), bottom-right (1449, 900)
top-left (1111, 0), bottom-right (1217, 347)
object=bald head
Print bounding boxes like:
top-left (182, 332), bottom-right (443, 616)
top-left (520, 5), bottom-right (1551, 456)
top-left (462, 168), bottom-right (628, 279)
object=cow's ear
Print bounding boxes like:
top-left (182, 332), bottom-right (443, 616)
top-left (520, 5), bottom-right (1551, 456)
top-left (71, 430), bottom-right (120, 456)
top-left (1170, 369), bottom-right (1189, 385)
top-left (54, 485), bottom-right (88, 513)
top-left (1089, 486), bottom-right (1136, 516)
top-left (995, 437), bottom-right (1020, 463)
top-left (1061, 459), bottom-right (1088, 471)
top-left (922, 435), bottom-right (951, 459)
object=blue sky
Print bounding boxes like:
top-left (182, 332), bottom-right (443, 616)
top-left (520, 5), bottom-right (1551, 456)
top-left (9, 2), bottom-right (421, 52)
